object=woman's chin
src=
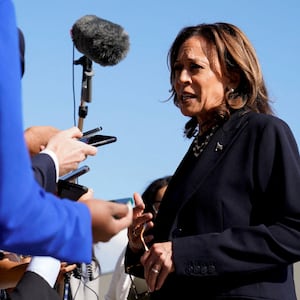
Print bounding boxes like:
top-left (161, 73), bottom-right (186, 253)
top-left (180, 107), bottom-right (198, 117)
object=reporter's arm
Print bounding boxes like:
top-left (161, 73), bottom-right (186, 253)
top-left (79, 198), bottom-right (133, 242)
top-left (0, 0), bottom-right (125, 264)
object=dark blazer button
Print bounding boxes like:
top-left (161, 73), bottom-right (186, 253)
top-left (208, 264), bottom-right (216, 274)
top-left (186, 265), bottom-right (194, 275)
top-left (201, 265), bottom-right (208, 274)
top-left (194, 265), bottom-right (201, 274)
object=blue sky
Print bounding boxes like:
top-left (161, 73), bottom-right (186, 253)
top-left (13, 0), bottom-right (300, 273)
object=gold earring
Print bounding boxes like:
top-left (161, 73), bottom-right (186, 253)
top-left (225, 88), bottom-right (235, 100)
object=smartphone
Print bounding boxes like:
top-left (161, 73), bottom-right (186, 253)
top-left (80, 134), bottom-right (117, 147)
top-left (82, 127), bottom-right (102, 138)
top-left (59, 165), bottom-right (90, 181)
top-left (110, 197), bottom-right (134, 207)
top-left (57, 180), bottom-right (88, 201)
top-left (109, 197), bottom-right (134, 219)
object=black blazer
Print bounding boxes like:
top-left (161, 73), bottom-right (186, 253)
top-left (31, 153), bottom-right (57, 193)
top-left (129, 110), bottom-right (300, 300)
top-left (8, 271), bottom-right (60, 300)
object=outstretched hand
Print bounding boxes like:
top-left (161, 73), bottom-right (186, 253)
top-left (79, 198), bottom-right (133, 243)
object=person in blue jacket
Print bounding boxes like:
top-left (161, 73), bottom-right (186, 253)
top-left (0, 0), bottom-right (132, 264)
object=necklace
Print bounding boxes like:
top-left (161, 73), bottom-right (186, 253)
top-left (192, 124), bottom-right (219, 158)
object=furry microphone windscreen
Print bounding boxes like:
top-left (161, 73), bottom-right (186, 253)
top-left (71, 15), bottom-right (130, 66)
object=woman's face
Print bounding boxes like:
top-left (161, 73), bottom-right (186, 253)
top-left (152, 185), bottom-right (168, 217)
top-left (173, 36), bottom-right (227, 124)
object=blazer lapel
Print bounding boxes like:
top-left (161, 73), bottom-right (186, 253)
top-left (183, 109), bottom-right (251, 205)
top-left (155, 110), bottom-right (251, 240)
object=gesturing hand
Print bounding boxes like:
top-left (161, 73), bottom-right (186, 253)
top-left (127, 192), bottom-right (154, 252)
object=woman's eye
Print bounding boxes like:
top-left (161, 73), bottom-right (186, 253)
top-left (190, 63), bottom-right (202, 70)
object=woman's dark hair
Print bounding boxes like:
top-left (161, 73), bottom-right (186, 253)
top-left (167, 22), bottom-right (273, 138)
top-left (142, 175), bottom-right (172, 215)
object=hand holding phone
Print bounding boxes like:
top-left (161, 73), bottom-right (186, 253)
top-left (57, 165), bottom-right (90, 201)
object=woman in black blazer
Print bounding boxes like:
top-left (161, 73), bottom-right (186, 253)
top-left (125, 22), bottom-right (300, 299)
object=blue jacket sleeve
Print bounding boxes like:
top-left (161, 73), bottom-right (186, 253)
top-left (0, 0), bottom-right (93, 263)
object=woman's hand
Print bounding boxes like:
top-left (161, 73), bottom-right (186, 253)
top-left (127, 192), bottom-right (154, 252)
top-left (141, 241), bottom-right (175, 292)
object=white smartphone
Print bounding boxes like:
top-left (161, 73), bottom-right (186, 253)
top-left (110, 197), bottom-right (134, 207)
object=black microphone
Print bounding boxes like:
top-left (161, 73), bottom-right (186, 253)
top-left (71, 15), bottom-right (130, 66)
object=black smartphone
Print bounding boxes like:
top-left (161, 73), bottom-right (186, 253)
top-left (80, 134), bottom-right (117, 147)
top-left (57, 180), bottom-right (88, 201)
top-left (82, 127), bottom-right (102, 138)
top-left (57, 165), bottom-right (90, 201)
top-left (59, 165), bottom-right (90, 181)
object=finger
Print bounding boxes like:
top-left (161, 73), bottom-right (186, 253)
top-left (143, 234), bottom-right (154, 244)
top-left (142, 252), bottom-right (155, 280)
top-left (67, 126), bottom-right (82, 139)
top-left (133, 192), bottom-right (145, 210)
top-left (146, 263), bottom-right (161, 292)
top-left (154, 249), bottom-right (173, 290)
top-left (83, 144), bottom-right (98, 156)
top-left (155, 267), bottom-right (168, 291)
top-left (63, 264), bottom-right (77, 273)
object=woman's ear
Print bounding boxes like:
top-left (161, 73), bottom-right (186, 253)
top-left (229, 71), bottom-right (240, 89)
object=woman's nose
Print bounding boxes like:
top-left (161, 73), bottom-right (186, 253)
top-left (178, 69), bottom-right (191, 84)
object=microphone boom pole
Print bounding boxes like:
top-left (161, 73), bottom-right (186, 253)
top-left (74, 55), bottom-right (94, 131)
top-left (71, 14), bottom-right (130, 131)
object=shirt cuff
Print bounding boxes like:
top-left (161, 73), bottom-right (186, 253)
top-left (40, 149), bottom-right (59, 182)
top-left (26, 256), bottom-right (61, 288)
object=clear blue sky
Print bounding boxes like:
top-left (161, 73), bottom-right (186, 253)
top-left (13, 0), bottom-right (300, 273)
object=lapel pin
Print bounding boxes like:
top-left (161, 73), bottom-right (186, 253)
top-left (215, 142), bottom-right (223, 152)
